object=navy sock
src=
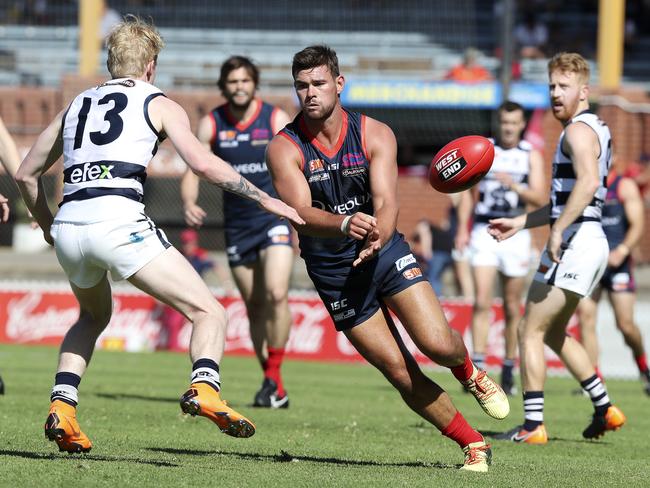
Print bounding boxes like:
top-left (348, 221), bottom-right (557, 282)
top-left (191, 358), bottom-right (221, 392)
top-left (523, 391), bottom-right (544, 431)
top-left (51, 372), bottom-right (81, 407)
top-left (580, 374), bottom-right (611, 416)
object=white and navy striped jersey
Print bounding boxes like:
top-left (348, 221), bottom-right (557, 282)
top-left (473, 139), bottom-right (532, 223)
top-left (56, 78), bottom-right (165, 223)
top-left (550, 111), bottom-right (611, 223)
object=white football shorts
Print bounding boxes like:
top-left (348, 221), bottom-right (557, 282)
top-left (469, 223), bottom-right (531, 277)
top-left (533, 222), bottom-right (608, 297)
top-left (51, 210), bottom-right (170, 288)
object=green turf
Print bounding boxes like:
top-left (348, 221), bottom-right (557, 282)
top-left (0, 344), bottom-right (648, 487)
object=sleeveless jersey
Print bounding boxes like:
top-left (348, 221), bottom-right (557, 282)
top-left (209, 100), bottom-right (279, 229)
top-left (58, 78), bottom-right (165, 223)
top-left (279, 109), bottom-right (374, 268)
top-left (474, 139), bottom-right (532, 222)
top-left (601, 175), bottom-right (627, 248)
top-left (550, 111), bottom-right (611, 223)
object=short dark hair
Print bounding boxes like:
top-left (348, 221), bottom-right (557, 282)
top-left (292, 45), bottom-right (340, 80)
top-left (498, 100), bottom-right (524, 114)
top-left (218, 56), bottom-right (259, 91)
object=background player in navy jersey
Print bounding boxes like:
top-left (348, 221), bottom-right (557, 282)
top-left (181, 56), bottom-right (294, 408)
top-left (265, 45), bottom-right (510, 472)
top-left (0, 114), bottom-right (22, 395)
top-left (15, 17), bottom-right (303, 453)
top-left (489, 52), bottom-right (626, 444)
top-left (455, 101), bottom-right (546, 396)
top-left (576, 166), bottom-right (650, 395)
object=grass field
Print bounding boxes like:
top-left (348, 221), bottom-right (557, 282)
top-left (1, 344), bottom-right (648, 487)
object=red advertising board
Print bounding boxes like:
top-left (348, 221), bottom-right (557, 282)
top-left (0, 284), bottom-right (575, 372)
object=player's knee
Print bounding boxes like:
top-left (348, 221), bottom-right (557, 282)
top-left (382, 363), bottom-right (414, 392)
top-left (81, 305), bottom-right (112, 329)
top-left (187, 299), bottom-right (226, 325)
top-left (265, 287), bottom-right (288, 308)
top-left (473, 297), bottom-right (491, 314)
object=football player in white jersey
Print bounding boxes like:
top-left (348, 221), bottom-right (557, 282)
top-left (0, 114), bottom-right (22, 395)
top-left (488, 52), bottom-right (626, 444)
top-left (456, 101), bottom-right (546, 396)
top-left (15, 16), bottom-right (303, 453)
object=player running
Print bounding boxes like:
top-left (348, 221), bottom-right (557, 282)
top-left (15, 16), bottom-right (303, 453)
top-left (266, 45), bottom-right (509, 472)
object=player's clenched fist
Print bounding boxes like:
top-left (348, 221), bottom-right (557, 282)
top-left (341, 212), bottom-right (377, 240)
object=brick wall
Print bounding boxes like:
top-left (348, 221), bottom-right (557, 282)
top-left (1, 83), bottom-right (649, 261)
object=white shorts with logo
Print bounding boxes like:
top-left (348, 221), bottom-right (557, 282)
top-left (469, 223), bottom-right (531, 277)
top-left (51, 210), bottom-right (170, 289)
top-left (533, 222), bottom-right (608, 297)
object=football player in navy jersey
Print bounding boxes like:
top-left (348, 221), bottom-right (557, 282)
top-left (181, 56), bottom-right (294, 408)
top-left (15, 17), bottom-right (303, 453)
top-left (577, 167), bottom-right (649, 394)
top-left (489, 52), bottom-right (625, 443)
top-left (266, 45), bottom-right (510, 472)
top-left (0, 114), bottom-right (22, 395)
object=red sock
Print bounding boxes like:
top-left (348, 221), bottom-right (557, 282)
top-left (450, 348), bottom-right (475, 382)
top-left (441, 411), bottom-right (484, 448)
top-left (635, 354), bottom-right (649, 375)
top-left (265, 347), bottom-right (286, 395)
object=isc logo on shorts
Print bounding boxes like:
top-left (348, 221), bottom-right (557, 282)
top-left (395, 254), bottom-right (416, 271)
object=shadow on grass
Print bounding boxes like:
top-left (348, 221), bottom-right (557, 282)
top-left (0, 449), bottom-right (179, 467)
top-left (94, 392), bottom-right (178, 403)
top-left (146, 447), bottom-right (457, 469)
top-left (481, 430), bottom-right (611, 445)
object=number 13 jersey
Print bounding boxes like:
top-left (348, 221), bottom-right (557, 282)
top-left (58, 78), bottom-right (165, 223)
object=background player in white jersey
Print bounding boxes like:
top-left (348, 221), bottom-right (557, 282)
top-left (15, 16), bottom-right (303, 453)
top-left (488, 52), bottom-right (625, 444)
top-left (181, 56), bottom-right (294, 408)
top-left (456, 101), bottom-right (546, 395)
top-left (0, 114), bottom-right (22, 395)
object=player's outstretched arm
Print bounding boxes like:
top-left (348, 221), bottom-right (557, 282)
top-left (151, 96), bottom-right (304, 226)
top-left (15, 110), bottom-right (64, 244)
top-left (266, 134), bottom-right (375, 239)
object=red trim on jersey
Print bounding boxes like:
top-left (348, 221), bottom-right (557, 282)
top-left (278, 131), bottom-right (306, 171)
top-left (209, 111), bottom-right (218, 146)
top-left (360, 114), bottom-right (370, 162)
top-left (224, 98), bottom-right (263, 132)
top-left (298, 109), bottom-right (348, 159)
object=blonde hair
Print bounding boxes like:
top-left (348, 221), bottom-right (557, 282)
top-left (106, 15), bottom-right (164, 78)
top-left (548, 52), bottom-right (590, 84)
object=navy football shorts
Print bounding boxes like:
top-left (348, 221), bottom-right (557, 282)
top-left (225, 218), bottom-right (292, 266)
top-left (307, 233), bottom-right (427, 331)
top-left (600, 256), bottom-right (636, 293)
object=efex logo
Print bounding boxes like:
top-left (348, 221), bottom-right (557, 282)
top-left (68, 162), bottom-right (114, 183)
top-left (434, 149), bottom-right (467, 181)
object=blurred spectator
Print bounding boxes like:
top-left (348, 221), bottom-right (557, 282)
top-left (514, 12), bottom-right (548, 59)
top-left (444, 47), bottom-right (493, 83)
top-left (625, 13), bottom-right (639, 53)
top-left (13, 0), bottom-right (48, 24)
top-left (100, 1), bottom-right (122, 45)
